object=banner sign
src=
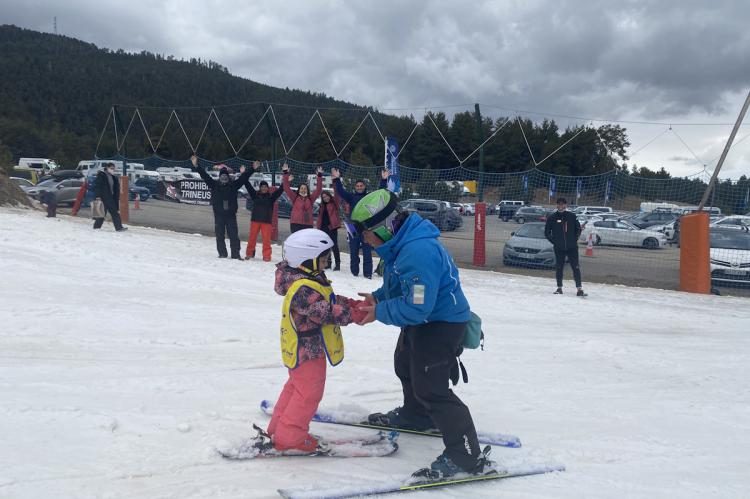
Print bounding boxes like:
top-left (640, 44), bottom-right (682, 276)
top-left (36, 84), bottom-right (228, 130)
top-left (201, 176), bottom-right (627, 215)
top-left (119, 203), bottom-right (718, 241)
top-left (384, 137), bottom-right (401, 193)
top-left (158, 180), bottom-right (212, 205)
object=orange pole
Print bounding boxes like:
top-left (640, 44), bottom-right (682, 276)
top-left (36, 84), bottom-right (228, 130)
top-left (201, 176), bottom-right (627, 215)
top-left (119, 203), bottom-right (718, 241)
top-left (71, 180), bottom-right (88, 216)
top-left (120, 176), bottom-right (129, 224)
top-left (679, 212), bottom-right (711, 294)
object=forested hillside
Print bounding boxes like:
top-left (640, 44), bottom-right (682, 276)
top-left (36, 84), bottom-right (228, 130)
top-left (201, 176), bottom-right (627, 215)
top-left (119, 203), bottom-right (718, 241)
top-left (0, 24), bottom-right (631, 176)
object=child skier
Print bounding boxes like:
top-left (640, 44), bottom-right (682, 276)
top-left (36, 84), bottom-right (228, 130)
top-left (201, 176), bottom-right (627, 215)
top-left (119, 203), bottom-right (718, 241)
top-left (267, 228), bottom-right (366, 452)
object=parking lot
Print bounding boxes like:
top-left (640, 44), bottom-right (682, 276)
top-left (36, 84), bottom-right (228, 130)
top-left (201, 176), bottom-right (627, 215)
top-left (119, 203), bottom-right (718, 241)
top-left (61, 199), bottom-right (750, 296)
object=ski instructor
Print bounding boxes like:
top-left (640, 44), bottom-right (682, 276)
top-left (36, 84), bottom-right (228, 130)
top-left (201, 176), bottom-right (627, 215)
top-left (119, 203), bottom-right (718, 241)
top-left (351, 189), bottom-right (493, 480)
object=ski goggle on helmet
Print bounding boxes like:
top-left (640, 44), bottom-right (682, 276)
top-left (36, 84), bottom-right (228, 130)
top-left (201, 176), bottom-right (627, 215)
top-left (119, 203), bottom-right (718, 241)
top-left (282, 228), bottom-right (333, 272)
top-left (346, 189), bottom-right (401, 242)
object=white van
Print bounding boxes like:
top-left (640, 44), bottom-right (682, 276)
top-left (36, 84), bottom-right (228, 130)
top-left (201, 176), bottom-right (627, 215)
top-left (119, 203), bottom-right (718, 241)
top-left (77, 160), bottom-right (121, 176)
top-left (573, 206), bottom-right (613, 215)
top-left (640, 202), bottom-right (680, 213)
top-left (18, 158), bottom-right (60, 174)
top-left (77, 160), bottom-right (157, 183)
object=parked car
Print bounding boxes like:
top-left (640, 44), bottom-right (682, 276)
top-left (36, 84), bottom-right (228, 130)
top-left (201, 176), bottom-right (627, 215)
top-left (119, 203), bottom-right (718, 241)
top-left (26, 178), bottom-right (85, 206)
top-left (10, 177), bottom-right (34, 192)
top-left (129, 184), bottom-right (150, 201)
top-left (497, 200), bottom-right (525, 221)
top-left (11, 168), bottom-right (41, 185)
top-left (450, 202), bottom-right (465, 215)
top-left (54, 179), bottom-right (87, 206)
top-left (462, 203), bottom-right (475, 216)
top-left (502, 222), bottom-right (555, 269)
top-left (513, 206), bottom-right (549, 224)
top-left (630, 210), bottom-right (679, 229)
top-left (711, 215), bottom-right (750, 230)
top-left (710, 227), bottom-right (750, 286)
top-left (400, 199), bottom-right (463, 231)
top-left (572, 206), bottom-right (613, 215)
top-left (38, 170), bottom-right (84, 183)
top-left (25, 179), bottom-right (64, 199)
top-left (580, 220), bottom-right (667, 249)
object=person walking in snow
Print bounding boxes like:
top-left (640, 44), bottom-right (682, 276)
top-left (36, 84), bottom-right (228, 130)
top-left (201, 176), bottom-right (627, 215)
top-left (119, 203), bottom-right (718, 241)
top-left (316, 189), bottom-right (343, 271)
top-left (351, 189), bottom-right (493, 479)
top-left (544, 197), bottom-right (586, 296)
top-left (93, 162), bottom-right (126, 231)
top-left (281, 162), bottom-right (323, 233)
top-left (243, 161), bottom-right (283, 261)
top-left (331, 167), bottom-right (389, 278)
top-left (191, 155), bottom-right (251, 259)
top-left (266, 229), bottom-right (366, 453)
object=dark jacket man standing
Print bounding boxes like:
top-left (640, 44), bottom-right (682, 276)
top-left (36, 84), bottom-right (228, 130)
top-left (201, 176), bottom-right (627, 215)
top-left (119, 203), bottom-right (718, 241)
top-left (93, 163), bottom-right (126, 231)
top-left (191, 155), bottom-right (251, 259)
top-left (331, 167), bottom-right (388, 278)
top-left (545, 197), bottom-right (586, 296)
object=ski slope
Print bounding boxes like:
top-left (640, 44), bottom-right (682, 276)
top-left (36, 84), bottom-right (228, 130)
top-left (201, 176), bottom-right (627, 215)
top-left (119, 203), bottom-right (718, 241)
top-left (1, 208), bottom-right (749, 499)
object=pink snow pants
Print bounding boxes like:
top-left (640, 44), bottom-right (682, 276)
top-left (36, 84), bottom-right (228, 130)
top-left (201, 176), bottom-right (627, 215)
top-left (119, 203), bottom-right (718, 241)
top-left (268, 356), bottom-right (327, 448)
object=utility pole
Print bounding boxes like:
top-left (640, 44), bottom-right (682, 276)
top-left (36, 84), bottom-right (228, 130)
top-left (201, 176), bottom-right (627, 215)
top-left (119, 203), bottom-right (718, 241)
top-left (474, 103), bottom-right (485, 201)
top-left (698, 89), bottom-right (750, 210)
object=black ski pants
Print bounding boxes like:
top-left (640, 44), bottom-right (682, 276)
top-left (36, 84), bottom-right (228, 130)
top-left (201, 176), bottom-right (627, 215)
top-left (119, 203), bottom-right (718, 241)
top-left (214, 211), bottom-right (240, 258)
top-left (93, 199), bottom-right (123, 230)
top-left (394, 321), bottom-right (480, 470)
top-left (554, 246), bottom-right (582, 288)
top-left (323, 228), bottom-right (341, 268)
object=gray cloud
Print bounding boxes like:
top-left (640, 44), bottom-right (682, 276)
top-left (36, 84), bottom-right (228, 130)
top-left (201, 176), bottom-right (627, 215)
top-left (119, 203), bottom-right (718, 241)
top-left (1, 0), bottom-right (750, 177)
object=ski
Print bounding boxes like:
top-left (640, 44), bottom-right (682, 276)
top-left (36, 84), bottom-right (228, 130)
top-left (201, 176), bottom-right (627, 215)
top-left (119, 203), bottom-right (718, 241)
top-left (260, 400), bottom-right (521, 448)
top-left (217, 424), bottom-right (399, 460)
top-left (277, 464), bottom-right (565, 498)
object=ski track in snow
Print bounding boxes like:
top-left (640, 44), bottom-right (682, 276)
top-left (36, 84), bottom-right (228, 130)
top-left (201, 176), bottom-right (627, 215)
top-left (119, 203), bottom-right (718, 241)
top-left (1, 207), bottom-right (749, 498)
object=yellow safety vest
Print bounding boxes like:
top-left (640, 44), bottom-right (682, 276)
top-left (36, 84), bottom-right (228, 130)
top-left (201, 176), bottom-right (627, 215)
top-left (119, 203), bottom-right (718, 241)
top-left (280, 278), bottom-right (344, 369)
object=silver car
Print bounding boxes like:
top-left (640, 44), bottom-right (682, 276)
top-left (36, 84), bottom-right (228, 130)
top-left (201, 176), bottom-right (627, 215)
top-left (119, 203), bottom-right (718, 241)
top-left (503, 222), bottom-right (555, 268)
top-left (25, 178), bottom-right (85, 206)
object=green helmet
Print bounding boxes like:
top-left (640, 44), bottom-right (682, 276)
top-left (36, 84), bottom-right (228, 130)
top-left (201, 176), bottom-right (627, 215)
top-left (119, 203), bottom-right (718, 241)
top-left (349, 189), bottom-right (400, 242)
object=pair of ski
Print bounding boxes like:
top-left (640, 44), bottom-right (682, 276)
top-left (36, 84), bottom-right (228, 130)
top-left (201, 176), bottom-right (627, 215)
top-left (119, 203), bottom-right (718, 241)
top-left (217, 401), bottom-right (564, 498)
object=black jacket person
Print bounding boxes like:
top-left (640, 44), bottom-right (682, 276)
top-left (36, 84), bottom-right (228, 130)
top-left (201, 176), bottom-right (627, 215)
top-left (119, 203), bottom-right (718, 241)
top-left (93, 163), bottom-right (125, 231)
top-left (544, 197), bottom-right (585, 294)
top-left (243, 161), bottom-right (283, 260)
top-left (192, 156), bottom-right (251, 259)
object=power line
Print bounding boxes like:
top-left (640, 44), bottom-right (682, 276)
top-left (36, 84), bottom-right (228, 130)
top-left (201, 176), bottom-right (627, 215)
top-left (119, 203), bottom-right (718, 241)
top-left (114, 99), bottom-right (750, 127)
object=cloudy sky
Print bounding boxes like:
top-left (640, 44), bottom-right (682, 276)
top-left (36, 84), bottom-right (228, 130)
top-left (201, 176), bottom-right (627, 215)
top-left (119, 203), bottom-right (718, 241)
top-left (2, 0), bottom-right (750, 177)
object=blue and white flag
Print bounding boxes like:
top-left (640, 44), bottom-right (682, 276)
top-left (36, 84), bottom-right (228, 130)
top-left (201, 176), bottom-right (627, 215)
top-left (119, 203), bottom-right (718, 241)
top-left (605, 179), bottom-right (612, 204)
top-left (384, 137), bottom-right (401, 193)
top-left (576, 179), bottom-right (582, 199)
top-left (522, 174), bottom-right (529, 195)
top-left (548, 176), bottom-right (556, 199)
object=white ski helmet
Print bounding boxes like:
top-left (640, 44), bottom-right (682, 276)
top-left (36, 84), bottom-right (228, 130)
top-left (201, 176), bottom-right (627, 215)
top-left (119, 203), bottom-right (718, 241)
top-left (283, 229), bottom-right (334, 269)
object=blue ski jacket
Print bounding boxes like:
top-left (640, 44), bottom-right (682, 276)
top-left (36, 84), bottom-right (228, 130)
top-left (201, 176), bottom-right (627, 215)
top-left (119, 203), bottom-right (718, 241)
top-left (372, 213), bottom-right (470, 326)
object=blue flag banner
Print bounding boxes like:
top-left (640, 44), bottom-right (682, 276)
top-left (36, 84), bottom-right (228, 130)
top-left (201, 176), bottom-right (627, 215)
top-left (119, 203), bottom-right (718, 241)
top-left (576, 179), bottom-right (582, 199)
top-left (384, 137), bottom-right (401, 193)
top-left (605, 179), bottom-right (612, 204)
top-left (523, 174), bottom-right (529, 194)
top-left (548, 177), bottom-right (556, 199)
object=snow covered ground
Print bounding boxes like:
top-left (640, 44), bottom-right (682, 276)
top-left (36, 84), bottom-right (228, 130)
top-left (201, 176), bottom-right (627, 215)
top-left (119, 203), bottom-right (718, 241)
top-left (1, 207), bottom-right (749, 499)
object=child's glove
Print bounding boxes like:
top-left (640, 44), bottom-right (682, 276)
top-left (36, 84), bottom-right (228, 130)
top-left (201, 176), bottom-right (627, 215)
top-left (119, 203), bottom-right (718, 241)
top-left (345, 298), bottom-right (369, 324)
